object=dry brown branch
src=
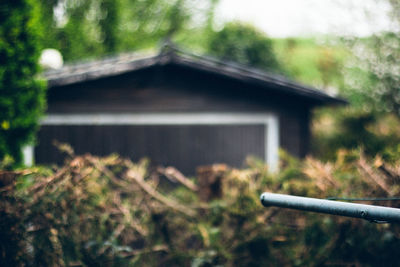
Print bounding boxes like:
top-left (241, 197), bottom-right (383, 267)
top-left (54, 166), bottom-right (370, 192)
top-left (0, 170), bottom-right (34, 191)
top-left (85, 155), bottom-right (195, 217)
top-left (28, 165), bottom-right (70, 194)
top-left (303, 157), bottom-right (339, 192)
top-left (257, 208), bottom-right (281, 225)
top-left (125, 169), bottom-right (196, 217)
top-left (374, 156), bottom-right (400, 184)
top-left (158, 166), bottom-right (198, 191)
top-left (52, 140), bottom-right (75, 157)
top-left (197, 164), bottom-right (228, 202)
top-left (117, 202), bottom-right (148, 236)
top-left (120, 244), bottom-right (169, 257)
top-left (357, 154), bottom-right (391, 194)
top-left (85, 156), bottom-right (131, 190)
top-left (28, 156), bottom-right (91, 200)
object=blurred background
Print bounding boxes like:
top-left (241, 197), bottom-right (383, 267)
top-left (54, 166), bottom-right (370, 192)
top-left (2, 0), bottom-right (400, 266)
top-left (2, 0), bottom-right (400, 164)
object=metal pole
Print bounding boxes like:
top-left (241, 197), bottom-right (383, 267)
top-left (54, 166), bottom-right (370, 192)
top-left (260, 192), bottom-right (400, 223)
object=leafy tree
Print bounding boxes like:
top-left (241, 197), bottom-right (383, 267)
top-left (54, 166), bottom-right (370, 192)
top-left (207, 22), bottom-right (283, 73)
top-left (309, 0), bottom-right (400, 159)
top-left (61, 0), bottom-right (107, 60)
top-left (0, 0), bottom-right (46, 165)
top-left (345, 32), bottom-right (400, 116)
top-left (37, 0), bottom-right (217, 61)
top-left (99, 0), bottom-right (120, 53)
top-left (343, 0), bottom-right (400, 116)
top-left (273, 38), bottom-right (347, 91)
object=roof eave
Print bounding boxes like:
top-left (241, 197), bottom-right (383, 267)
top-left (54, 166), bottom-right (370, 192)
top-left (168, 54), bottom-right (347, 106)
top-left (44, 54), bottom-right (160, 87)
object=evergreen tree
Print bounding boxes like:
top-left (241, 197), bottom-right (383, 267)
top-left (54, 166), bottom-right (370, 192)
top-left (0, 0), bottom-right (46, 165)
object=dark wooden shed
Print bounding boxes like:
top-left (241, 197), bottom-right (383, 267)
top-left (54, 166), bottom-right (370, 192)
top-left (34, 45), bottom-right (345, 174)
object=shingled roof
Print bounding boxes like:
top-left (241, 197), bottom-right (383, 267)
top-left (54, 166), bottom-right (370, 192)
top-left (43, 44), bottom-right (346, 106)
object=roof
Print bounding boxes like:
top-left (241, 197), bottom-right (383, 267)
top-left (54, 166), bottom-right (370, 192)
top-left (43, 44), bottom-right (347, 106)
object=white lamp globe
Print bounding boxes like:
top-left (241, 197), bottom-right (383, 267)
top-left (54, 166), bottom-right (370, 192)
top-left (39, 48), bottom-right (63, 69)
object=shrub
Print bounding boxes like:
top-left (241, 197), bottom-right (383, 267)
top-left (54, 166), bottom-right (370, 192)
top-left (0, 0), bottom-right (46, 166)
top-left (1, 150), bottom-right (400, 266)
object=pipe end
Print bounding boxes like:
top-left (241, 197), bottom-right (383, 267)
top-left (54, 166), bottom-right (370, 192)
top-left (260, 192), bottom-right (269, 207)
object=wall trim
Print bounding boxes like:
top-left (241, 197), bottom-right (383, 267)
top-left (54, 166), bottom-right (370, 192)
top-left (41, 113), bottom-right (279, 171)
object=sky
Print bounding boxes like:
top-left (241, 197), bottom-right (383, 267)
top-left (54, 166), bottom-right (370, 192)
top-left (215, 0), bottom-right (395, 37)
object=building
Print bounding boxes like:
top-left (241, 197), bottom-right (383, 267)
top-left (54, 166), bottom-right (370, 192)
top-left (34, 44), bottom-right (345, 174)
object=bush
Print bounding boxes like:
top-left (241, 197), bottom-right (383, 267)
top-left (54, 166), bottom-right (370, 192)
top-left (0, 0), bottom-right (46, 166)
top-left (312, 107), bottom-right (400, 161)
top-left (1, 150), bottom-right (400, 266)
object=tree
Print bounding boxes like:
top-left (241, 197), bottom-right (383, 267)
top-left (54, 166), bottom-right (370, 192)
top-left (99, 0), bottom-right (120, 53)
top-left (0, 0), bottom-right (46, 165)
top-left (343, 0), bottom-right (400, 116)
top-left (207, 22), bottom-right (283, 73)
top-left (37, 0), bottom-right (217, 61)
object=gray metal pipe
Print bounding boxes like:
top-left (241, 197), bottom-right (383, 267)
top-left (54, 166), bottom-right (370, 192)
top-left (260, 192), bottom-right (400, 223)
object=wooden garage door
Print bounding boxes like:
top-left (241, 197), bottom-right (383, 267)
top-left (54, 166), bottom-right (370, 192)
top-left (35, 124), bottom-right (266, 174)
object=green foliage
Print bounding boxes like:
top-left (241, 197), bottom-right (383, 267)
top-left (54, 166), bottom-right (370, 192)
top-left (0, 0), bottom-right (46, 165)
top-left (312, 107), bottom-right (400, 161)
top-left (99, 0), bottom-right (119, 53)
top-left (343, 32), bottom-right (400, 116)
top-left (207, 22), bottom-right (284, 73)
top-left (2, 151), bottom-right (400, 266)
top-left (341, 1), bottom-right (400, 117)
top-left (274, 37), bottom-right (347, 89)
top-left (37, 0), bottom-right (218, 61)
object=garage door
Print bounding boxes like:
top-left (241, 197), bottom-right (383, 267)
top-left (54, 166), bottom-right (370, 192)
top-left (35, 113), bottom-right (279, 174)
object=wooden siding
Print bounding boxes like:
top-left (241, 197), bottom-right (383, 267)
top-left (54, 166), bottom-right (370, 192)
top-left (41, 64), bottom-right (312, 169)
top-left (35, 124), bottom-right (265, 174)
top-left (46, 65), bottom-right (314, 114)
top-left (35, 125), bottom-right (265, 174)
top-left (279, 107), bottom-right (310, 157)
